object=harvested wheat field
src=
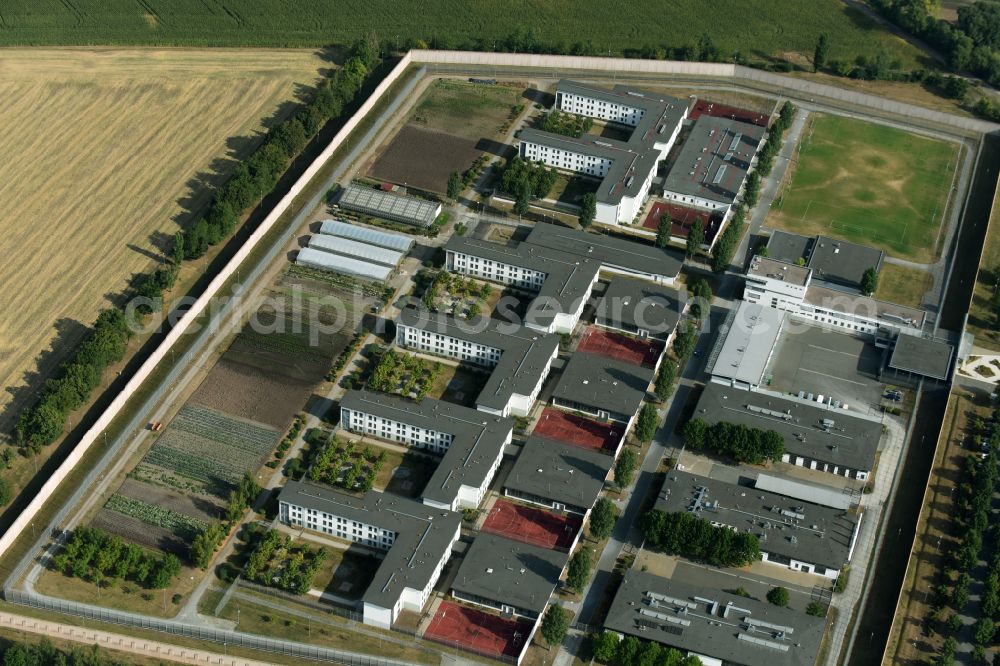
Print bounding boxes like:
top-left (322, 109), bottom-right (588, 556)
top-left (0, 48), bottom-right (326, 435)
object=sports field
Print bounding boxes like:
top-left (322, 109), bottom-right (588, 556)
top-left (768, 114), bottom-right (959, 263)
top-left (0, 48), bottom-right (324, 433)
top-left (481, 500), bottom-right (581, 550)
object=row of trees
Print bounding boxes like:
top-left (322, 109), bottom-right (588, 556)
top-left (871, 0), bottom-right (1000, 90)
top-left (589, 630), bottom-right (702, 666)
top-left (679, 418), bottom-right (784, 465)
top-left (711, 101), bottom-right (795, 273)
top-left (0, 638), bottom-right (126, 666)
top-left (13, 38), bottom-right (382, 458)
top-left (190, 472), bottom-right (261, 568)
top-left (541, 110), bottom-right (593, 138)
top-left (52, 526), bottom-right (181, 590)
top-left (640, 509), bottom-right (762, 567)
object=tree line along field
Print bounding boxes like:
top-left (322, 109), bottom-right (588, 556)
top-left (0, 0), bottom-right (922, 66)
top-left (0, 48), bottom-right (325, 440)
top-left (767, 113), bottom-right (959, 264)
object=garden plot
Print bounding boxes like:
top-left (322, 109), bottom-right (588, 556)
top-left (135, 405), bottom-right (278, 496)
top-left (306, 436), bottom-right (389, 494)
top-left (90, 510), bottom-right (186, 556)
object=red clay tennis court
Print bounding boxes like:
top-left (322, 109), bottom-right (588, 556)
top-left (643, 201), bottom-right (722, 244)
top-left (534, 407), bottom-right (622, 452)
top-left (578, 326), bottom-right (664, 368)
top-left (689, 99), bottom-right (769, 127)
top-left (424, 601), bottom-right (532, 659)
top-left (482, 499), bottom-right (582, 550)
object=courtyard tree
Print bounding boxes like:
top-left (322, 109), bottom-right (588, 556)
top-left (580, 192), bottom-right (597, 228)
top-left (654, 360), bottom-right (677, 401)
top-left (447, 170), bottom-right (462, 199)
top-left (635, 404), bottom-right (659, 443)
top-left (589, 497), bottom-right (617, 539)
top-left (657, 212), bottom-right (672, 248)
top-left (860, 267), bottom-right (879, 296)
top-left (615, 447), bottom-right (639, 487)
top-left (514, 181), bottom-right (531, 216)
top-left (541, 604), bottom-right (569, 647)
top-left (767, 586), bottom-right (790, 607)
top-left (686, 218), bottom-right (704, 256)
top-left (690, 278), bottom-right (712, 319)
top-left (566, 548), bottom-right (592, 591)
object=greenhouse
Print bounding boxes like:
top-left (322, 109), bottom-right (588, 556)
top-left (295, 247), bottom-right (392, 281)
top-left (338, 184), bottom-right (441, 228)
top-left (309, 234), bottom-right (404, 267)
top-left (319, 219), bottom-right (414, 253)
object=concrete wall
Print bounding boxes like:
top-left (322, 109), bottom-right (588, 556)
top-left (410, 50), bottom-right (997, 134)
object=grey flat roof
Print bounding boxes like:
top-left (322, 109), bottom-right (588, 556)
top-left (754, 474), bottom-right (854, 511)
top-left (889, 333), bottom-right (954, 380)
top-left (445, 224), bottom-right (682, 330)
top-left (535, 80), bottom-right (688, 207)
top-left (766, 231), bottom-right (813, 266)
top-left (804, 284), bottom-right (926, 330)
top-left (747, 256), bottom-right (811, 287)
top-left (396, 308), bottom-right (559, 412)
top-left (694, 383), bottom-right (882, 473)
top-left (277, 480), bottom-right (462, 610)
top-left (552, 352), bottom-right (654, 417)
top-left (504, 436), bottom-right (613, 510)
top-left (444, 234), bottom-right (601, 330)
top-left (525, 224), bottom-right (683, 281)
top-left (339, 184), bottom-right (440, 227)
top-left (706, 302), bottom-right (785, 386)
top-left (339, 391), bottom-right (513, 507)
top-left (808, 236), bottom-right (884, 291)
top-left (655, 470), bottom-right (859, 572)
top-left (596, 276), bottom-right (683, 336)
top-left (663, 115), bottom-right (766, 205)
top-left (452, 532), bottom-right (567, 615)
top-left (604, 571), bottom-right (825, 666)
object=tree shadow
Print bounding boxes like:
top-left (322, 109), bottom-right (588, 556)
top-left (126, 243), bottom-right (163, 263)
top-left (0, 317), bottom-right (91, 439)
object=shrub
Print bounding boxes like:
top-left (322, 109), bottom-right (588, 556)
top-left (766, 586), bottom-right (790, 607)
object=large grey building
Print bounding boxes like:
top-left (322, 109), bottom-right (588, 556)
top-left (518, 80), bottom-right (688, 225)
top-left (395, 307), bottom-right (559, 417)
top-left (278, 480), bottom-right (462, 629)
top-left (339, 391), bottom-right (513, 510)
top-left (551, 351), bottom-right (654, 424)
top-left (445, 223), bottom-right (682, 334)
top-left (766, 231), bottom-right (885, 293)
top-left (662, 115), bottom-right (767, 216)
top-left (691, 383), bottom-right (882, 481)
top-left (451, 532), bottom-right (568, 620)
top-left (503, 436), bottom-right (613, 515)
top-left (655, 470), bottom-right (861, 579)
top-left (594, 276), bottom-right (684, 342)
top-left (604, 571), bottom-right (825, 666)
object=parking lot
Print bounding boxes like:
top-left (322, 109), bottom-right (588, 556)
top-left (765, 323), bottom-right (886, 414)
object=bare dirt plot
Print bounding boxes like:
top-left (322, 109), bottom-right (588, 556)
top-left (368, 125), bottom-right (480, 193)
top-left (189, 354), bottom-right (318, 430)
top-left (91, 509), bottom-right (186, 556)
top-left (0, 48), bottom-right (326, 436)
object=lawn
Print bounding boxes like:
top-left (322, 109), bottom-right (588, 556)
top-left (0, 48), bottom-right (324, 439)
top-left (0, 1), bottom-right (924, 70)
top-left (968, 186), bottom-right (1000, 351)
top-left (875, 263), bottom-right (934, 309)
top-left (768, 114), bottom-right (959, 263)
top-left (409, 79), bottom-right (525, 142)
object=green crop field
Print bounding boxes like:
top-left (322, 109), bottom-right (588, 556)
top-left (0, 0), bottom-right (922, 67)
top-left (768, 114), bottom-right (959, 263)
